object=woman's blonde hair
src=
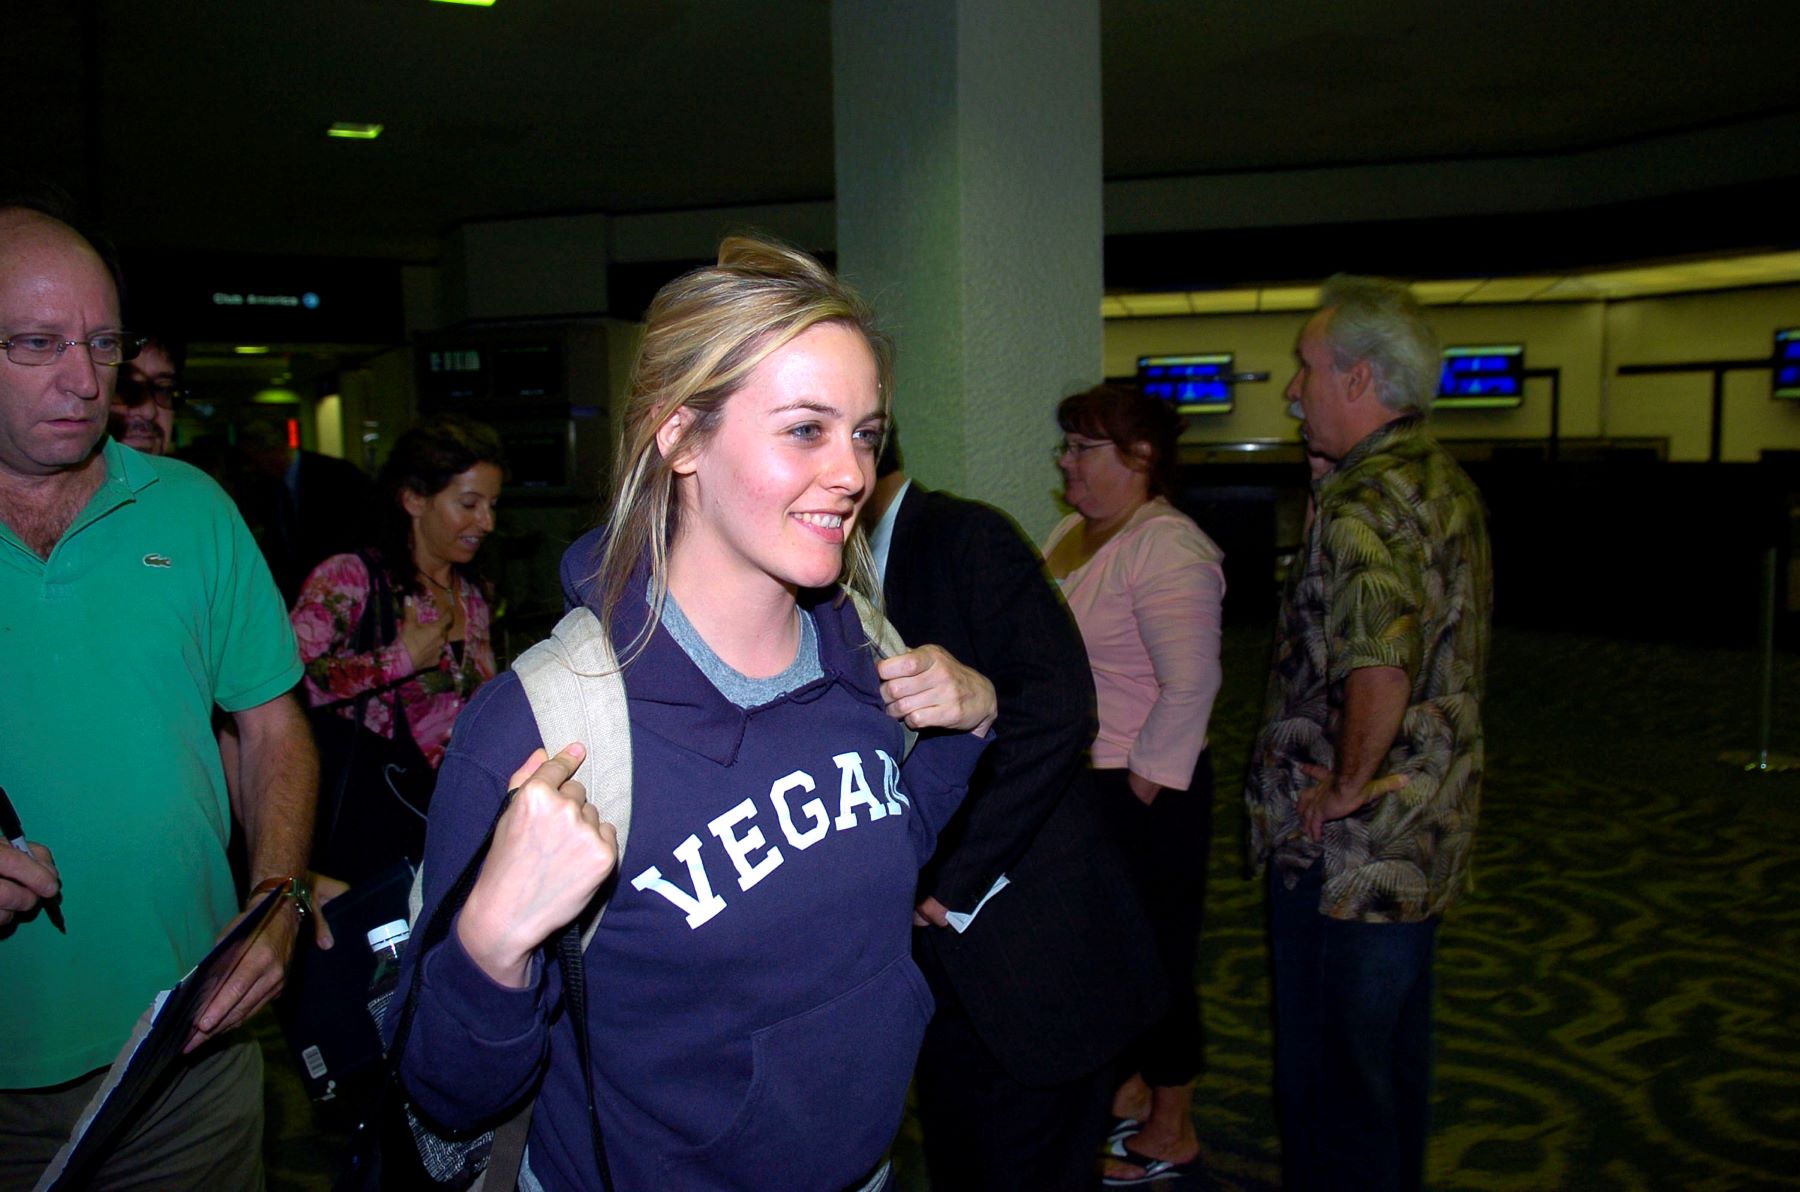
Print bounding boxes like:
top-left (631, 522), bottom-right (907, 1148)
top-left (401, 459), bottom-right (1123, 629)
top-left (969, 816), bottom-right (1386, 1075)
top-left (593, 233), bottom-right (894, 663)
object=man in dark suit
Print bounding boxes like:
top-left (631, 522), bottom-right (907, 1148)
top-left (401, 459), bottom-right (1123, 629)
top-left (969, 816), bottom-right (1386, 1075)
top-left (237, 421), bottom-right (373, 602)
top-left (866, 434), bottom-right (1164, 1191)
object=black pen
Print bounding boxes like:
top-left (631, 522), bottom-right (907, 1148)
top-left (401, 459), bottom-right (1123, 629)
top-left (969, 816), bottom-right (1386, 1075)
top-left (0, 784), bottom-right (65, 933)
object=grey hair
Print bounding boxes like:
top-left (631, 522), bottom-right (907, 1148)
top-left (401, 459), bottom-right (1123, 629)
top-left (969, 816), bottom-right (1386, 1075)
top-left (1316, 274), bottom-right (1440, 415)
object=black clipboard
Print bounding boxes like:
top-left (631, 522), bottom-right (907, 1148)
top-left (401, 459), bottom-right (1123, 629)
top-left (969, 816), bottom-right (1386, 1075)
top-left (33, 885), bottom-right (286, 1191)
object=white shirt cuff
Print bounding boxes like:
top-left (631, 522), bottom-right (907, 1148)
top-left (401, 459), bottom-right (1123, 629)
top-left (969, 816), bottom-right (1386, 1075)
top-left (944, 874), bottom-right (1010, 933)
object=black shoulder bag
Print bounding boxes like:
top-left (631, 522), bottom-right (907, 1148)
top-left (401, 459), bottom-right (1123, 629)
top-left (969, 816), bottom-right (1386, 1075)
top-left (307, 552), bottom-right (439, 884)
top-left (335, 789), bottom-right (612, 1192)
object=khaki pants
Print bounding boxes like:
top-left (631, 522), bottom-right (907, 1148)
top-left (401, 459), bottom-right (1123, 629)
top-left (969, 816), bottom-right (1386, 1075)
top-left (0, 1036), bottom-right (264, 1192)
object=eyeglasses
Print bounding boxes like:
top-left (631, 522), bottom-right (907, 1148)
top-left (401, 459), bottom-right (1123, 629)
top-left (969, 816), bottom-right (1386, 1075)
top-left (1, 333), bottom-right (143, 368)
top-left (1053, 439), bottom-right (1112, 462)
top-left (113, 379), bottom-right (186, 409)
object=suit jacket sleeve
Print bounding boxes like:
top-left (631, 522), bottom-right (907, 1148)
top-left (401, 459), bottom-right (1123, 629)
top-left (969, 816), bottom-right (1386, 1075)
top-left (915, 500), bottom-right (1097, 911)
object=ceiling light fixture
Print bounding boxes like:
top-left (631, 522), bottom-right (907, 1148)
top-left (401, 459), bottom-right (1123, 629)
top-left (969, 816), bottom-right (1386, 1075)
top-left (234, 345), bottom-right (270, 355)
top-left (326, 123), bottom-right (383, 140)
top-left (431, 0), bottom-right (496, 6)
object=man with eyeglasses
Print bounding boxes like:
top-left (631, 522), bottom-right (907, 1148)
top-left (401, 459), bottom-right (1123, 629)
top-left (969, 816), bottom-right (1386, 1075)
top-left (108, 333), bottom-right (184, 456)
top-left (0, 204), bottom-right (318, 1190)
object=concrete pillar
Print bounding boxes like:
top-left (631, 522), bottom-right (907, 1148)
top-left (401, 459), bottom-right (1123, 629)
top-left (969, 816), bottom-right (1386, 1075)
top-left (833, 0), bottom-right (1102, 539)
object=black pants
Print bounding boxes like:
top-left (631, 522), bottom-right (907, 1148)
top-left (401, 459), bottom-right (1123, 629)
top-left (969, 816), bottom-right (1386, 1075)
top-left (914, 940), bottom-right (1113, 1192)
top-left (1097, 751), bottom-right (1213, 1088)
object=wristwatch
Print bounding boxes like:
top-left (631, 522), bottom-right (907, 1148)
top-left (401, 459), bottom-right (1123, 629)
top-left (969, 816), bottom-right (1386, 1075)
top-left (248, 873), bottom-right (313, 923)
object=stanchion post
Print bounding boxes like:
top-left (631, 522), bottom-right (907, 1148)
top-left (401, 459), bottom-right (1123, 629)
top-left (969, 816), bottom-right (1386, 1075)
top-left (1721, 545), bottom-right (1798, 772)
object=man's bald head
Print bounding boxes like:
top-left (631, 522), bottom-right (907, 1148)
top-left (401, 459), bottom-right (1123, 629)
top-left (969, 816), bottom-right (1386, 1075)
top-left (0, 208), bottom-right (123, 479)
top-left (0, 206), bottom-right (113, 282)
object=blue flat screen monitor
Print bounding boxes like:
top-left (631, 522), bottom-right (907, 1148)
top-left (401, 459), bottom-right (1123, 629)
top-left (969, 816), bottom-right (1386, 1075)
top-left (1775, 329), bottom-right (1800, 399)
top-left (1139, 353), bottom-right (1234, 414)
top-left (1437, 345), bottom-right (1525, 409)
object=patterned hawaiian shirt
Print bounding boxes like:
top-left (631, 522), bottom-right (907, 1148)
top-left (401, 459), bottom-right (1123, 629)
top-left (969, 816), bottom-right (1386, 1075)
top-left (1245, 416), bottom-right (1492, 923)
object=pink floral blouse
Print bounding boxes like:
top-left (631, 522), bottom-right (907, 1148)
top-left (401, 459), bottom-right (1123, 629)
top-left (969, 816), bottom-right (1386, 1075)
top-left (292, 553), bottom-right (496, 767)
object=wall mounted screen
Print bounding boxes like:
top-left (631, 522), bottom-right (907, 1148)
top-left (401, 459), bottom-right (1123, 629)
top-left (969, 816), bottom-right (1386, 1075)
top-left (422, 345), bottom-right (486, 402)
top-left (1138, 353), bottom-right (1234, 414)
top-left (1437, 344), bottom-right (1525, 409)
top-left (492, 342), bottom-right (562, 400)
top-left (1775, 329), bottom-right (1800, 399)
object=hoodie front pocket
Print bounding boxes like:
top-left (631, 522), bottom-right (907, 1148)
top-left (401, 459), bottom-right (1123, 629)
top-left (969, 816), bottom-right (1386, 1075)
top-left (659, 951), bottom-right (932, 1191)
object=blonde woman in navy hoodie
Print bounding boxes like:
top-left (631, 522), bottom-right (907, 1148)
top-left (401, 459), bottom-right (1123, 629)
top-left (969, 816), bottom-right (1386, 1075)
top-left (395, 236), bottom-right (997, 1191)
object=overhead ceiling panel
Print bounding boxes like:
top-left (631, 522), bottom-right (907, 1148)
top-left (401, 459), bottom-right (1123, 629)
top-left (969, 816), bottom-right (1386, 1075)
top-left (1, 0), bottom-right (1788, 263)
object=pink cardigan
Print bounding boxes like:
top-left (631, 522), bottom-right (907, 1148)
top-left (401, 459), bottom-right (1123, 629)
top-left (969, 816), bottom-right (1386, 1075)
top-left (1044, 498), bottom-right (1225, 790)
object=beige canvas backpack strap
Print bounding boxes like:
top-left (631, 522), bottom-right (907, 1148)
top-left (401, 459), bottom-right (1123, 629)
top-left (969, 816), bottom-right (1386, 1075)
top-left (517, 606), bottom-right (633, 953)
top-left (843, 586), bottom-right (916, 758)
top-left (845, 585), bottom-right (906, 660)
top-left (407, 606), bottom-right (633, 949)
top-left (399, 611), bottom-right (629, 1191)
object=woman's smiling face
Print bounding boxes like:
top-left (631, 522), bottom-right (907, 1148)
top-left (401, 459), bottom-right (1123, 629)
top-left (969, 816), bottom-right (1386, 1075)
top-left (667, 320), bottom-right (884, 598)
top-left (406, 462), bottom-right (502, 568)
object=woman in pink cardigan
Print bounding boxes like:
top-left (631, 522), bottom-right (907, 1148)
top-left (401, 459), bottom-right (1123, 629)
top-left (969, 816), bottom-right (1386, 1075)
top-left (1043, 384), bottom-right (1225, 1187)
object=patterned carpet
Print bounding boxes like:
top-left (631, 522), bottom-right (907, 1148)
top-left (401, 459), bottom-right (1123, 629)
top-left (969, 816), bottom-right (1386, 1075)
top-left (261, 624), bottom-right (1800, 1190)
top-left (1170, 626), bottom-right (1800, 1192)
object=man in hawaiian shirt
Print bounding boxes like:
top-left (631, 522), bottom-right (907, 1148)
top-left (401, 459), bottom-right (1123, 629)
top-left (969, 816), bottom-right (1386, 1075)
top-left (1246, 274), bottom-right (1492, 1192)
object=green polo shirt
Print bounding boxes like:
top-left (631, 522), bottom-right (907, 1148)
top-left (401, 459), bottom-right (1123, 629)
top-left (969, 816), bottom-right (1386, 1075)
top-left (0, 440), bottom-right (301, 1088)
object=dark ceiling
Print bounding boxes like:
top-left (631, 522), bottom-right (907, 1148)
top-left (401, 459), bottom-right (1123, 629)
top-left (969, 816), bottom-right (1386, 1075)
top-left (11, 0), bottom-right (1799, 266)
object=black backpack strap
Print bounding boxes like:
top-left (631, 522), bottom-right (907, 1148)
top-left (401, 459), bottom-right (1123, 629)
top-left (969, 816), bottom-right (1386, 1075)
top-left (557, 920), bottom-right (613, 1191)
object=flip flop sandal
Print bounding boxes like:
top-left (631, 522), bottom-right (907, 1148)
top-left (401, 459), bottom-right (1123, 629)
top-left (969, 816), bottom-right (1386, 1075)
top-left (1101, 1134), bottom-right (1198, 1186)
top-left (1105, 1116), bottom-right (1142, 1144)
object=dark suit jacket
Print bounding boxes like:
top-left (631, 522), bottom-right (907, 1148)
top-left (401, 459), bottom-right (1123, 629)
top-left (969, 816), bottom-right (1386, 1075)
top-left (244, 450), bottom-right (373, 602)
top-left (884, 483), bottom-right (1164, 1087)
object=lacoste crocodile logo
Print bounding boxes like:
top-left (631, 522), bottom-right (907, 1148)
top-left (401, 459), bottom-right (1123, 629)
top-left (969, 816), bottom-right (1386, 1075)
top-left (143, 554), bottom-right (173, 568)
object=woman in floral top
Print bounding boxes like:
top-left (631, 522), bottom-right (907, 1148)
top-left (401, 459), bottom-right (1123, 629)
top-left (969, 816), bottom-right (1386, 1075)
top-left (292, 415), bottom-right (505, 769)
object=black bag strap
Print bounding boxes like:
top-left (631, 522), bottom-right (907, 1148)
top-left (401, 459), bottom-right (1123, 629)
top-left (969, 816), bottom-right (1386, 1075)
top-left (385, 787), bottom-right (511, 1067)
top-left (357, 556), bottom-right (434, 759)
top-left (311, 552), bottom-right (414, 713)
top-left (318, 554), bottom-right (431, 847)
top-left (385, 790), bottom-right (611, 1192)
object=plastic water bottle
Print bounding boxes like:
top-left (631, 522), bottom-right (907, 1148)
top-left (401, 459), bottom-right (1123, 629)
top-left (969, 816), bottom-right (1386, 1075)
top-left (366, 918), bottom-right (411, 1032)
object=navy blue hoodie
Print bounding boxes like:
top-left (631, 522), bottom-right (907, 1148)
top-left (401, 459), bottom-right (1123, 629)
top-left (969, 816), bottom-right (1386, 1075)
top-left (395, 538), bottom-right (988, 1191)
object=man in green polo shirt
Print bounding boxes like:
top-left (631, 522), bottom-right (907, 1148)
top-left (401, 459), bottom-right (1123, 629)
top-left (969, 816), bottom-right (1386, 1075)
top-left (0, 205), bottom-right (318, 1189)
